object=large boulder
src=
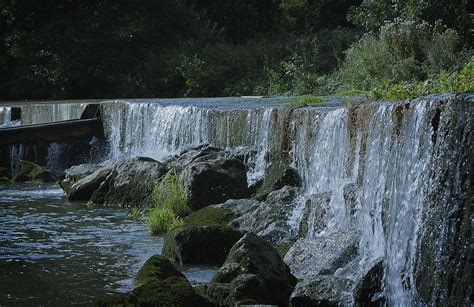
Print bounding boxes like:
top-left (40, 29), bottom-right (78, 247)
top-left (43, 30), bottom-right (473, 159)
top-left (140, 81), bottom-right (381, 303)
top-left (11, 160), bottom-right (58, 183)
top-left (162, 225), bottom-right (243, 265)
top-left (179, 157), bottom-right (250, 210)
top-left (64, 157), bottom-right (168, 206)
top-left (66, 166), bottom-right (113, 201)
top-left (58, 163), bottom-right (100, 195)
top-left (206, 232), bottom-right (297, 306)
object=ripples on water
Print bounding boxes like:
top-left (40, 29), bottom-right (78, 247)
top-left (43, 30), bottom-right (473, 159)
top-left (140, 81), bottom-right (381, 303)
top-left (0, 183), bottom-right (216, 306)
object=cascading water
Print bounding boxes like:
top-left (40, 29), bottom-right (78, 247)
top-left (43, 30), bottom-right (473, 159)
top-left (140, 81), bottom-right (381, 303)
top-left (100, 100), bottom-right (277, 184)
top-left (1, 94), bottom-right (471, 305)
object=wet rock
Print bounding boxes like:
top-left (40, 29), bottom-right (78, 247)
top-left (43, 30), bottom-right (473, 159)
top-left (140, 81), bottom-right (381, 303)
top-left (255, 160), bottom-right (302, 200)
top-left (132, 276), bottom-right (212, 307)
top-left (11, 160), bottom-right (58, 183)
top-left (183, 206), bottom-right (237, 226)
top-left (285, 230), bottom-right (360, 278)
top-left (134, 255), bottom-right (186, 287)
top-left (179, 157), bottom-right (249, 210)
top-left (290, 276), bottom-right (354, 306)
top-left (59, 163), bottom-right (100, 195)
top-left (164, 145), bottom-right (223, 172)
top-left (95, 255), bottom-right (211, 306)
top-left (298, 192), bottom-right (331, 237)
top-left (353, 260), bottom-right (385, 306)
top-left (343, 183), bottom-right (359, 219)
top-left (89, 157), bottom-right (168, 207)
top-left (213, 198), bottom-right (260, 216)
top-left (67, 166), bottom-right (113, 201)
top-left (230, 186), bottom-right (301, 247)
top-left (206, 232), bottom-right (297, 306)
top-left (94, 293), bottom-right (140, 306)
top-left (162, 225), bottom-right (243, 265)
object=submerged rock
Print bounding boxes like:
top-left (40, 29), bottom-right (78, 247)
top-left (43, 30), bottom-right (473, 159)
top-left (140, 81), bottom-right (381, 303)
top-left (179, 157), bottom-right (249, 210)
top-left (206, 232), bottom-right (297, 306)
top-left (11, 160), bottom-right (58, 183)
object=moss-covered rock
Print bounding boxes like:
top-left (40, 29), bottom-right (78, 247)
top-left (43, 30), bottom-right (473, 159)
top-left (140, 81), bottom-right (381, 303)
top-left (11, 160), bottom-right (58, 183)
top-left (134, 255), bottom-right (185, 287)
top-left (94, 293), bottom-right (140, 307)
top-left (132, 276), bottom-right (212, 307)
top-left (183, 207), bottom-right (236, 226)
top-left (162, 225), bottom-right (243, 265)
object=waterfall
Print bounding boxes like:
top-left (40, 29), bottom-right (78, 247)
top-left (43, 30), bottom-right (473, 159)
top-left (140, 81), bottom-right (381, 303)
top-left (101, 100), bottom-right (276, 183)
top-left (1, 94), bottom-right (471, 304)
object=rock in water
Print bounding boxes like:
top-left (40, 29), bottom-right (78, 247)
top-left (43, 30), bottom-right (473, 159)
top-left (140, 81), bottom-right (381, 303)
top-left (162, 225), bottom-right (243, 265)
top-left (206, 232), bottom-right (297, 306)
top-left (58, 163), bottom-right (100, 195)
top-left (179, 157), bottom-right (249, 210)
top-left (95, 254), bottom-right (211, 307)
top-left (11, 160), bottom-right (58, 182)
top-left (255, 160), bottom-right (302, 200)
top-left (66, 166), bottom-right (112, 201)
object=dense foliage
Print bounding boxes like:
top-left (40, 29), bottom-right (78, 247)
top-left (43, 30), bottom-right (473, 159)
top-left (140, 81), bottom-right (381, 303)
top-left (0, 0), bottom-right (472, 100)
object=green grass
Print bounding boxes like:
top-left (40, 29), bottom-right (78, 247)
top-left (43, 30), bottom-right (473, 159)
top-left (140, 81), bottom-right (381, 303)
top-left (332, 89), bottom-right (369, 96)
top-left (280, 95), bottom-right (327, 106)
top-left (147, 172), bottom-right (190, 234)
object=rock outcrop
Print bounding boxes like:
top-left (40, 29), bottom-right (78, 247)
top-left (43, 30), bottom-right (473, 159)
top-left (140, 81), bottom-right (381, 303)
top-left (206, 232), bottom-right (297, 306)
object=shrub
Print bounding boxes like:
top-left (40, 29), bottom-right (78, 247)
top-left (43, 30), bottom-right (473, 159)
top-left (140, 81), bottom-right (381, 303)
top-left (147, 172), bottom-right (189, 234)
top-left (336, 19), bottom-right (466, 92)
top-left (370, 56), bottom-right (474, 100)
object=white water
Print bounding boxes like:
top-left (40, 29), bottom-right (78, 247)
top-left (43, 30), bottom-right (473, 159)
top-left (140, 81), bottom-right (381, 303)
top-left (101, 100), bottom-right (275, 184)
top-left (4, 96), bottom-right (470, 304)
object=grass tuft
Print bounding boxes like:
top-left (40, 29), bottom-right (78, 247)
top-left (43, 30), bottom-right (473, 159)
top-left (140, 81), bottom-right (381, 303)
top-left (280, 95), bottom-right (326, 106)
top-left (147, 172), bottom-right (189, 234)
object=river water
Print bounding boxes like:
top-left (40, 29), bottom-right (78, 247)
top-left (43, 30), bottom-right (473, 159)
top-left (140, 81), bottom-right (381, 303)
top-left (0, 183), bottom-right (216, 306)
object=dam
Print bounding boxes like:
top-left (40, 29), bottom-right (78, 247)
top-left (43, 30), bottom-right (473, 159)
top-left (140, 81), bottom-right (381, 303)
top-left (0, 94), bottom-right (472, 305)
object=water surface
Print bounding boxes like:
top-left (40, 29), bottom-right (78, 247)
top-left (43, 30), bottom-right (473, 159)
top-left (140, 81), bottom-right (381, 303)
top-left (0, 183), bottom-right (215, 306)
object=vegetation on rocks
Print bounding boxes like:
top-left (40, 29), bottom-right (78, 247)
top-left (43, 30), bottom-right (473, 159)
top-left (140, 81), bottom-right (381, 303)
top-left (147, 172), bottom-right (190, 234)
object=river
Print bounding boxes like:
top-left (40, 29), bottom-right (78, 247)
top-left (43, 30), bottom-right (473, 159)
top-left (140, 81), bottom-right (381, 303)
top-left (0, 182), bottom-right (216, 306)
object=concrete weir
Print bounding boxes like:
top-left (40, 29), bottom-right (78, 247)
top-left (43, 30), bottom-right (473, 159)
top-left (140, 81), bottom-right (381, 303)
top-left (0, 104), bottom-right (104, 146)
top-left (0, 94), bottom-right (472, 305)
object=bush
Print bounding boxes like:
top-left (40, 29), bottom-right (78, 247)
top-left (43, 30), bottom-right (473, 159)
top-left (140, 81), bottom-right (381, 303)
top-left (147, 172), bottom-right (190, 234)
top-left (370, 56), bottom-right (474, 100)
top-left (336, 19), bottom-right (467, 92)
